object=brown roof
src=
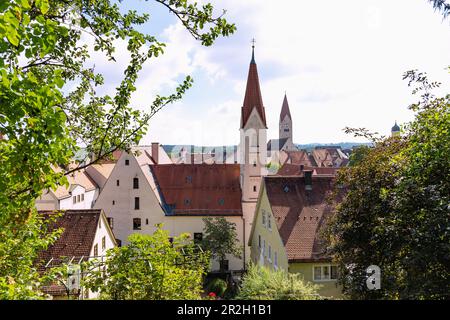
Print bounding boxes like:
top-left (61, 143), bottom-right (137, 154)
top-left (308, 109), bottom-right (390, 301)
top-left (281, 150), bottom-right (315, 167)
top-left (277, 164), bottom-right (339, 177)
top-left (51, 168), bottom-right (98, 199)
top-left (150, 164), bottom-right (243, 216)
top-left (279, 94), bottom-right (292, 121)
top-left (264, 176), bottom-right (336, 262)
top-left (36, 209), bottom-right (102, 268)
top-left (241, 51), bottom-right (267, 128)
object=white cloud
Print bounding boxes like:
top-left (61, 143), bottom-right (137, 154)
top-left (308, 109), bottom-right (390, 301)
top-left (85, 0), bottom-right (450, 146)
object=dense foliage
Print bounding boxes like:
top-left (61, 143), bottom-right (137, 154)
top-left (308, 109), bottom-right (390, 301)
top-left (326, 69), bottom-right (450, 299)
top-left (201, 217), bottom-right (242, 271)
top-left (0, 0), bottom-right (234, 298)
top-left (82, 225), bottom-right (210, 300)
top-left (236, 264), bottom-right (321, 300)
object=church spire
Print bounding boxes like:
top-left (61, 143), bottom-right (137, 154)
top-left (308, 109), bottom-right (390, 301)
top-left (280, 93), bottom-right (292, 122)
top-left (241, 41), bottom-right (267, 128)
top-left (251, 38), bottom-right (256, 64)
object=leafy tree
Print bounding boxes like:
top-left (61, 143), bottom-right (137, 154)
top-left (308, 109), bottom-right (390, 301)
top-left (236, 264), bottom-right (321, 300)
top-left (427, 0), bottom-right (450, 20)
top-left (0, 0), bottom-right (235, 298)
top-left (202, 217), bottom-right (242, 272)
top-left (82, 225), bottom-right (210, 300)
top-left (326, 69), bottom-right (450, 299)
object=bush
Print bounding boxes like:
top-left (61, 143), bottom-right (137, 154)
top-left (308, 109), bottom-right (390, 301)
top-left (206, 278), bottom-right (228, 297)
top-left (236, 264), bottom-right (322, 300)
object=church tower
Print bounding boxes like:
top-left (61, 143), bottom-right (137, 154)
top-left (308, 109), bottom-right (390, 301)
top-left (391, 121), bottom-right (400, 137)
top-left (239, 42), bottom-right (268, 265)
top-left (279, 94), bottom-right (293, 144)
top-left (239, 42), bottom-right (267, 203)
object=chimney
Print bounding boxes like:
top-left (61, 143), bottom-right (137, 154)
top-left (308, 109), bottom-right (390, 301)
top-left (151, 142), bottom-right (159, 164)
top-left (304, 170), bottom-right (313, 190)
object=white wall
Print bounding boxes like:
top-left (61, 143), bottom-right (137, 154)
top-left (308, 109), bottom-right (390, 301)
top-left (59, 185), bottom-right (96, 210)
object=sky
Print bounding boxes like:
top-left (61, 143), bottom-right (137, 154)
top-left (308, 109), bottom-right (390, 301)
top-left (86, 0), bottom-right (450, 146)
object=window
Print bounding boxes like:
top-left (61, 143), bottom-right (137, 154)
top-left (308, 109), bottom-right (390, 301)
top-left (184, 198), bottom-right (191, 206)
top-left (102, 236), bottom-right (106, 250)
top-left (81, 193), bottom-right (84, 201)
top-left (218, 198), bottom-right (225, 206)
top-left (253, 185), bottom-right (257, 192)
top-left (268, 245), bottom-right (272, 262)
top-left (267, 215), bottom-right (272, 230)
top-left (125, 159), bottom-right (129, 166)
top-left (220, 260), bottom-right (229, 271)
top-left (258, 235), bottom-right (261, 248)
top-left (99, 218), bottom-right (101, 229)
top-left (284, 128), bottom-right (289, 132)
top-left (133, 218), bottom-right (141, 230)
top-left (253, 161), bottom-right (257, 167)
top-left (116, 179), bottom-right (120, 186)
top-left (77, 195), bottom-right (80, 202)
top-left (145, 218), bottom-right (149, 225)
top-left (262, 210), bottom-right (266, 226)
top-left (185, 176), bottom-right (192, 183)
top-left (107, 217), bottom-right (114, 230)
top-left (73, 196), bottom-right (76, 204)
top-left (133, 177), bottom-right (139, 189)
top-left (263, 240), bottom-right (266, 257)
top-left (331, 265), bottom-right (338, 279)
top-left (134, 197), bottom-right (140, 210)
top-left (93, 244), bottom-right (98, 256)
top-left (194, 233), bottom-right (203, 243)
top-left (313, 265), bottom-right (338, 281)
top-left (112, 200), bottom-right (115, 205)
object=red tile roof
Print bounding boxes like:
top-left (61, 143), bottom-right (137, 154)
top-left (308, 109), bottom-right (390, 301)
top-left (279, 94), bottom-right (292, 121)
top-left (277, 164), bottom-right (339, 177)
top-left (264, 176), bottom-right (336, 262)
top-left (150, 164), bottom-right (243, 216)
top-left (281, 150), bottom-right (315, 167)
top-left (36, 209), bottom-right (102, 268)
top-left (241, 56), bottom-right (267, 128)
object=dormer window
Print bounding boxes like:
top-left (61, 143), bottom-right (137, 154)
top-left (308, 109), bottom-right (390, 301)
top-left (218, 198), bottom-right (225, 206)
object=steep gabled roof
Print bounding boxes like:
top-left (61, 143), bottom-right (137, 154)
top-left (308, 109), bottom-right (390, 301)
top-left (267, 138), bottom-right (288, 151)
top-left (36, 209), bottom-right (103, 267)
top-left (241, 48), bottom-right (267, 128)
top-left (279, 94), bottom-right (292, 122)
top-left (264, 176), bottom-right (336, 262)
top-left (277, 164), bottom-right (339, 177)
top-left (150, 164), bottom-right (242, 216)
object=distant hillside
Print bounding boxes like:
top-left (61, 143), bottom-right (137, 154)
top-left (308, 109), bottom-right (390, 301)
top-left (295, 142), bottom-right (372, 151)
top-left (162, 142), bottom-right (371, 154)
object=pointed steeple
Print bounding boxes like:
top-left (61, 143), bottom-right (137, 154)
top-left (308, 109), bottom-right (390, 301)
top-left (280, 93), bottom-right (292, 122)
top-left (241, 43), bottom-right (267, 128)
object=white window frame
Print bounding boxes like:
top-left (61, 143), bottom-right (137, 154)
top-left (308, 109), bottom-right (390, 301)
top-left (267, 214), bottom-right (272, 231)
top-left (313, 264), bottom-right (338, 282)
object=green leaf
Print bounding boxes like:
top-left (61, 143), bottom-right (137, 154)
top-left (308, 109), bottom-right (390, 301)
top-left (6, 29), bottom-right (19, 46)
top-left (36, 0), bottom-right (49, 14)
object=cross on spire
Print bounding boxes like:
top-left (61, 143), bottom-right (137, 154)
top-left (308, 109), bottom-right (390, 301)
top-left (250, 38), bottom-right (256, 64)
